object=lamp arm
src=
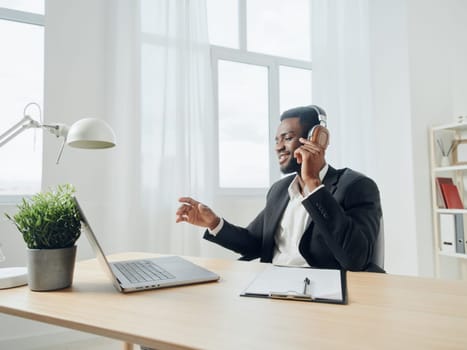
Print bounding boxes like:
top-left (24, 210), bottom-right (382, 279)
top-left (55, 137), bottom-right (67, 164)
top-left (42, 123), bottom-right (69, 138)
top-left (1, 103), bottom-right (115, 164)
top-left (0, 116), bottom-right (41, 147)
top-left (0, 113), bottom-right (69, 150)
top-left (41, 123), bottom-right (69, 164)
top-left (0, 110), bottom-right (71, 164)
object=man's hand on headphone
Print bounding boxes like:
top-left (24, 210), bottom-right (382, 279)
top-left (294, 137), bottom-right (326, 191)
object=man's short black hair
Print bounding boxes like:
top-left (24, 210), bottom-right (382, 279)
top-left (280, 105), bottom-right (326, 137)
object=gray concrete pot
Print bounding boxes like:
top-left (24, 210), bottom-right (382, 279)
top-left (27, 245), bottom-right (77, 291)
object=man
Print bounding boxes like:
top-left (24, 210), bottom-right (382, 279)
top-left (176, 105), bottom-right (383, 272)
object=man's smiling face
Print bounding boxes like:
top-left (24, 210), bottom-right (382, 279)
top-left (274, 117), bottom-right (304, 174)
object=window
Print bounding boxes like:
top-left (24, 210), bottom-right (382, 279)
top-left (246, 0), bottom-right (311, 60)
top-left (206, 0), bottom-right (238, 49)
top-left (0, 4), bottom-right (45, 199)
top-left (279, 66), bottom-right (313, 113)
top-left (218, 60), bottom-right (269, 188)
top-left (208, 0), bottom-right (312, 190)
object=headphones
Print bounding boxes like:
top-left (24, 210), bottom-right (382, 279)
top-left (307, 105), bottom-right (329, 149)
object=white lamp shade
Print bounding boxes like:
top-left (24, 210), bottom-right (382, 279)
top-left (66, 118), bottom-right (116, 149)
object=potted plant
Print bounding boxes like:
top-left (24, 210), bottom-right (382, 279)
top-left (5, 184), bottom-right (81, 291)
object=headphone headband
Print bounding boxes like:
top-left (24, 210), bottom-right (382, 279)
top-left (309, 105), bottom-right (327, 127)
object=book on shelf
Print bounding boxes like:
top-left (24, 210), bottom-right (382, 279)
top-left (440, 214), bottom-right (465, 254)
top-left (455, 214), bottom-right (466, 254)
top-left (440, 182), bottom-right (464, 209)
top-left (435, 177), bottom-right (453, 208)
top-left (440, 214), bottom-right (455, 253)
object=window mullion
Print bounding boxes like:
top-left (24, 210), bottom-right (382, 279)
top-left (0, 8), bottom-right (44, 26)
top-left (268, 61), bottom-right (281, 184)
top-left (210, 0), bottom-right (313, 191)
top-left (238, 0), bottom-right (247, 51)
top-left (210, 48), bottom-right (221, 189)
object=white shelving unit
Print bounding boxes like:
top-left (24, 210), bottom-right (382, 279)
top-left (429, 122), bottom-right (467, 277)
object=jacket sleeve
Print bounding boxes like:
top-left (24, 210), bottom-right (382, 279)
top-left (202, 210), bottom-right (264, 259)
top-left (301, 176), bottom-right (382, 271)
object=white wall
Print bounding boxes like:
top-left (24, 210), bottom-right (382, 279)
top-left (2, 0), bottom-right (467, 346)
top-left (364, 0), bottom-right (467, 278)
top-left (368, 0), bottom-right (419, 275)
top-left (407, 0), bottom-right (467, 278)
top-left (0, 0), bottom-right (112, 343)
top-left (42, 0), bottom-right (115, 253)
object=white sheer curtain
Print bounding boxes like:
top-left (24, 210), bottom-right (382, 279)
top-left (102, 0), bottom-right (215, 256)
top-left (312, 0), bottom-right (376, 176)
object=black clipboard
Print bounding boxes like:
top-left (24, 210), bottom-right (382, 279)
top-left (240, 265), bottom-right (347, 304)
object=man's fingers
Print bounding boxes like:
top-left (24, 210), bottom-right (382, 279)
top-left (299, 137), bottom-right (325, 152)
top-left (294, 149), bottom-right (303, 164)
top-left (175, 213), bottom-right (191, 222)
top-left (178, 197), bottom-right (199, 206)
top-left (176, 204), bottom-right (193, 215)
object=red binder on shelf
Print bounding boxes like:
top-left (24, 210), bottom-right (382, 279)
top-left (435, 177), bottom-right (454, 208)
top-left (440, 183), bottom-right (464, 209)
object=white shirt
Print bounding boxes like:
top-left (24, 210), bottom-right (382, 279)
top-left (272, 165), bottom-right (328, 266)
top-left (209, 165), bottom-right (329, 267)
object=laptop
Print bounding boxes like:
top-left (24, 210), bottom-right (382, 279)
top-left (73, 197), bottom-right (220, 293)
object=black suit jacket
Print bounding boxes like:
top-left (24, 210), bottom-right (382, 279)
top-left (204, 166), bottom-right (384, 272)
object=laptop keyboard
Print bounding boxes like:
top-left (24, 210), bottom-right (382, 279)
top-left (113, 260), bottom-right (175, 283)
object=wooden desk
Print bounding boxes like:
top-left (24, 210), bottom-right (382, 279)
top-left (1, 252), bottom-right (467, 350)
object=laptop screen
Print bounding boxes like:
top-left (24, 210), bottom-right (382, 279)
top-left (73, 196), bottom-right (123, 291)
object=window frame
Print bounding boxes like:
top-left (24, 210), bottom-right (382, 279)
top-left (210, 0), bottom-right (313, 195)
top-left (0, 7), bottom-right (44, 25)
top-left (0, 7), bottom-right (45, 204)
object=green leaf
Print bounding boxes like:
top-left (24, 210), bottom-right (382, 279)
top-left (4, 184), bottom-right (82, 249)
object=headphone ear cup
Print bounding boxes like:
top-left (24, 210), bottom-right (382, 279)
top-left (308, 125), bottom-right (330, 149)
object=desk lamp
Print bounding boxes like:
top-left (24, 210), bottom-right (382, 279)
top-left (0, 103), bottom-right (116, 289)
top-left (0, 102), bottom-right (116, 163)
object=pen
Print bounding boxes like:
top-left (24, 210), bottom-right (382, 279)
top-left (267, 276), bottom-right (314, 301)
top-left (303, 277), bottom-right (310, 295)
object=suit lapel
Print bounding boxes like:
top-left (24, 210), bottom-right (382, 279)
top-left (322, 165), bottom-right (340, 194)
top-left (262, 168), bottom-right (342, 262)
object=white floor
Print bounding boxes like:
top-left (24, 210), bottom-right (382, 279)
top-left (38, 337), bottom-right (123, 350)
top-left (0, 334), bottom-right (127, 350)
top-left (0, 314), bottom-right (139, 350)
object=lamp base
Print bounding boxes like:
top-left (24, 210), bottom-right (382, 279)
top-left (0, 267), bottom-right (28, 289)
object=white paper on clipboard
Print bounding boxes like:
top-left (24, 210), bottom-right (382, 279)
top-left (241, 265), bottom-right (345, 303)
